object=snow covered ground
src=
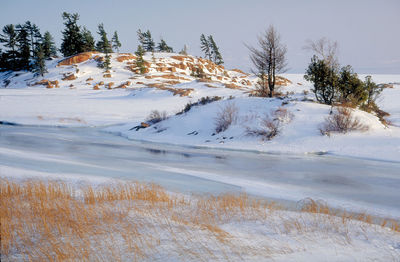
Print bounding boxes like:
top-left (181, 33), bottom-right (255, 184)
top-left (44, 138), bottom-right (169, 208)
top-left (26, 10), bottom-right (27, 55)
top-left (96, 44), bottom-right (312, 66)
top-left (1, 54), bottom-right (400, 261)
top-left (1, 54), bottom-right (399, 162)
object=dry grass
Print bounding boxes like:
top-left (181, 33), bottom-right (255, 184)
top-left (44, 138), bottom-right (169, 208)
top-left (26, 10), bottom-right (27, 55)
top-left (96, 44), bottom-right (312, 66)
top-left (1, 178), bottom-right (399, 261)
top-left (0, 178), bottom-right (271, 261)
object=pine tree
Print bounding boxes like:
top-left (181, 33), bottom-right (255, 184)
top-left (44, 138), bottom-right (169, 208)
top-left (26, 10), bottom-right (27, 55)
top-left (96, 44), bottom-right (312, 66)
top-left (103, 53), bottom-right (111, 71)
top-left (112, 31), bottom-right (121, 53)
top-left (0, 48), bottom-right (4, 71)
top-left (135, 45), bottom-right (146, 74)
top-left (16, 24), bottom-right (31, 70)
top-left (42, 31), bottom-right (57, 59)
top-left (96, 24), bottom-right (112, 72)
top-left (200, 34), bottom-right (211, 60)
top-left (364, 76), bottom-right (383, 108)
top-left (96, 23), bottom-right (112, 53)
top-left (145, 30), bottom-right (155, 52)
top-left (24, 21), bottom-right (42, 57)
top-left (137, 29), bottom-right (155, 52)
top-left (137, 29), bottom-right (146, 47)
top-left (60, 12), bottom-right (84, 57)
top-left (157, 38), bottom-right (173, 52)
top-left (0, 24), bottom-right (18, 70)
top-left (32, 44), bottom-right (47, 76)
top-left (81, 27), bottom-right (95, 52)
top-left (304, 56), bottom-right (338, 105)
top-left (337, 65), bottom-right (366, 105)
top-left (208, 35), bottom-right (223, 65)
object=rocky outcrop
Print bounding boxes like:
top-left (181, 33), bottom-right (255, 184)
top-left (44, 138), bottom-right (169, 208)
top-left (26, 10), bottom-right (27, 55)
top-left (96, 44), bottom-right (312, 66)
top-left (57, 52), bottom-right (97, 66)
top-left (62, 74), bottom-right (77, 81)
top-left (116, 53), bottom-right (136, 62)
top-left (34, 79), bottom-right (59, 88)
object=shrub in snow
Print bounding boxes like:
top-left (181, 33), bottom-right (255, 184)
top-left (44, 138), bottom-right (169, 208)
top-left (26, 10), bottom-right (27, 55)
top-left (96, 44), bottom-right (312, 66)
top-left (319, 107), bottom-right (369, 136)
top-left (146, 110), bottom-right (168, 125)
top-left (246, 107), bottom-right (293, 140)
top-left (215, 102), bottom-right (238, 133)
top-left (176, 96), bottom-right (222, 115)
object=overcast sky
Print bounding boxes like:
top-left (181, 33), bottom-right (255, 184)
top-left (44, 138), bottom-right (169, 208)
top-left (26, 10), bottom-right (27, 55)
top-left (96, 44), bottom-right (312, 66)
top-left (1, 0), bottom-right (399, 73)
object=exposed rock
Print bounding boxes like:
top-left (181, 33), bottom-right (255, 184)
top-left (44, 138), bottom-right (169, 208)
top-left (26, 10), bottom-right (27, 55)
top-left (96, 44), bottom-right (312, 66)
top-left (116, 54), bottom-right (136, 62)
top-left (93, 84), bottom-right (100, 90)
top-left (57, 52), bottom-right (97, 66)
top-left (51, 80), bottom-right (59, 88)
top-left (86, 77), bottom-right (93, 82)
top-left (225, 83), bottom-right (242, 89)
top-left (93, 55), bottom-right (104, 63)
top-left (163, 80), bottom-right (181, 85)
top-left (34, 79), bottom-right (59, 88)
top-left (106, 82), bottom-right (114, 89)
top-left (171, 55), bottom-right (186, 62)
top-left (130, 122), bottom-right (150, 131)
top-left (62, 74), bottom-right (77, 81)
top-left (103, 73), bottom-right (112, 78)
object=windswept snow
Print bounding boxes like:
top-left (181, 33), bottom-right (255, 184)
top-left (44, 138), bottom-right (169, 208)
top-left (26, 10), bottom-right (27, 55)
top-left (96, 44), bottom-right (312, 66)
top-left (1, 53), bottom-right (399, 161)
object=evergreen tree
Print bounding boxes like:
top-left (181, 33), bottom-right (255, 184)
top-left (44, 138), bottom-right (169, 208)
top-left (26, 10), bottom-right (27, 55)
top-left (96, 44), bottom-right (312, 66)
top-left (81, 27), bottom-right (95, 52)
top-left (112, 31), bottom-right (121, 53)
top-left (137, 29), bottom-right (146, 47)
top-left (208, 35), bottom-right (223, 65)
top-left (32, 44), bottom-right (47, 76)
top-left (364, 76), bottom-right (382, 107)
top-left (337, 65), bottom-right (366, 105)
top-left (200, 34), bottom-right (211, 60)
top-left (0, 24), bottom-right (18, 70)
top-left (157, 38), bottom-right (173, 52)
top-left (304, 56), bottom-right (338, 105)
top-left (103, 53), bottom-right (111, 71)
top-left (60, 12), bottom-right (84, 57)
top-left (24, 21), bottom-right (42, 57)
top-left (96, 24), bottom-right (112, 72)
top-left (0, 48), bottom-right (5, 71)
top-left (137, 29), bottom-right (154, 52)
top-left (16, 24), bottom-right (31, 70)
top-left (42, 31), bottom-right (57, 59)
top-left (135, 45), bottom-right (146, 74)
top-left (96, 23), bottom-right (112, 53)
top-left (145, 30), bottom-right (155, 52)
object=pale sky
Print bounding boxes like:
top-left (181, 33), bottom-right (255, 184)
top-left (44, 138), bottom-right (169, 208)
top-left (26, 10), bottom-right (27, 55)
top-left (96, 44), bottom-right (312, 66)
top-left (1, 0), bottom-right (399, 73)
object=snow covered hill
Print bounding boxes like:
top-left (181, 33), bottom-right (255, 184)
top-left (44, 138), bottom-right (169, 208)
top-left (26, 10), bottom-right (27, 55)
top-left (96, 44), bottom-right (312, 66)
top-left (0, 52), bottom-right (399, 161)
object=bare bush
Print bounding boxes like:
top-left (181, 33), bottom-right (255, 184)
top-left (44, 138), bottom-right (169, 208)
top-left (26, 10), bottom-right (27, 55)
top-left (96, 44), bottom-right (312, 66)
top-left (215, 102), bottom-right (238, 133)
top-left (320, 107), bottom-right (369, 136)
top-left (246, 107), bottom-right (293, 140)
top-left (146, 110), bottom-right (168, 125)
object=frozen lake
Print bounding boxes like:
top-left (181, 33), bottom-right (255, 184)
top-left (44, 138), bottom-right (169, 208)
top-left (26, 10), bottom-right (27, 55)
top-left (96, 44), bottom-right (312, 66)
top-left (1, 124), bottom-right (399, 218)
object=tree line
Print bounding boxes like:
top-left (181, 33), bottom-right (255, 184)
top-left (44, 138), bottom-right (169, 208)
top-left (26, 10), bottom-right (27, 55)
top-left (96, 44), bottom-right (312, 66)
top-left (0, 12), bottom-right (225, 76)
top-left (0, 22), bottom-right (56, 75)
top-left (247, 25), bottom-right (382, 112)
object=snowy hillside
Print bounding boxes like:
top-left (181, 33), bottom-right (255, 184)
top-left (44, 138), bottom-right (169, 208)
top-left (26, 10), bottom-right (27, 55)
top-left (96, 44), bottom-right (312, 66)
top-left (0, 52), bottom-right (399, 162)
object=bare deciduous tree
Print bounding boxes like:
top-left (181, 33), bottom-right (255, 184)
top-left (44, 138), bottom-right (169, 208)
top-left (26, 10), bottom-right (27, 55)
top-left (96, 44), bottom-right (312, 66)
top-left (303, 37), bottom-right (339, 70)
top-left (247, 25), bottom-right (287, 97)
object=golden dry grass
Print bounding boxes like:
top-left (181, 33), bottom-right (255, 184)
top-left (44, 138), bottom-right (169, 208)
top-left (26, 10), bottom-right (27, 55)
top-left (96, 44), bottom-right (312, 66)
top-left (1, 178), bottom-right (399, 261)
